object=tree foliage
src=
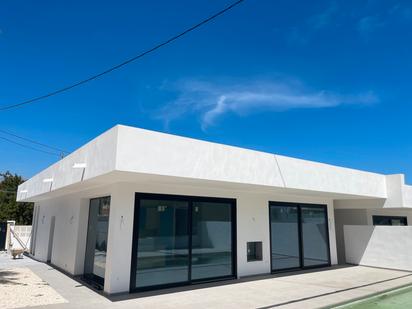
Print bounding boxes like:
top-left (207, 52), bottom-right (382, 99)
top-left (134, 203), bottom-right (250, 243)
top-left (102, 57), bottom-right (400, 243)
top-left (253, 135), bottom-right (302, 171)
top-left (0, 171), bottom-right (33, 225)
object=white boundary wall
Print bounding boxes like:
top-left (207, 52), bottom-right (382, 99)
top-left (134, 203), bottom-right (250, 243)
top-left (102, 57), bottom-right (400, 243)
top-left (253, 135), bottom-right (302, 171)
top-left (344, 225), bottom-right (412, 271)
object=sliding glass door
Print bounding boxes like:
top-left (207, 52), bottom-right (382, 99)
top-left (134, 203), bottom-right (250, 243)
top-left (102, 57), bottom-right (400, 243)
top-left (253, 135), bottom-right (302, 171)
top-left (131, 194), bottom-right (236, 291)
top-left (301, 206), bottom-right (329, 267)
top-left (191, 201), bottom-right (233, 280)
top-left (270, 205), bottom-right (300, 271)
top-left (134, 199), bottom-right (189, 288)
top-left (270, 202), bottom-right (330, 272)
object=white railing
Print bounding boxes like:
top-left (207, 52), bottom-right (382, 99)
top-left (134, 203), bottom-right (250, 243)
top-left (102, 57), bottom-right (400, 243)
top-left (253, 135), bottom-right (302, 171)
top-left (9, 224), bottom-right (32, 251)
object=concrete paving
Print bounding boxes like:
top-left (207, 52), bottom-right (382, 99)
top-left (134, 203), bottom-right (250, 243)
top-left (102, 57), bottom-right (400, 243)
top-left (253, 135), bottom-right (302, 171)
top-left (2, 253), bottom-right (412, 309)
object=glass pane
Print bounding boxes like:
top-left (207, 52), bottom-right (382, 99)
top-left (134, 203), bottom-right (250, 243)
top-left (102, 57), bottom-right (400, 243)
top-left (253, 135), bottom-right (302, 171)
top-left (301, 206), bottom-right (329, 267)
top-left (191, 202), bottom-right (232, 280)
top-left (373, 216), bottom-right (407, 226)
top-left (270, 205), bottom-right (300, 270)
top-left (135, 199), bottom-right (189, 288)
top-left (84, 197), bottom-right (110, 284)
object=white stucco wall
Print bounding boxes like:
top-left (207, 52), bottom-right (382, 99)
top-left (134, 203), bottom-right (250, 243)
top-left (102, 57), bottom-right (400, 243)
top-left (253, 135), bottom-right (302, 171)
top-left (17, 126), bottom-right (118, 201)
top-left (32, 196), bottom-right (84, 274)
top-left (115, 126), bottom-right (387, 198)
top-left (22, 124), bottom-right (412, 295)
top-left (344, 225), bottom-right (412, 271)
top-left (275, 155), bottom-right (386, 198)
top-left (100, 182), bottom-right (337, 294)
top-left (115, 126), bottom-right (285, 188)
top-left (404, 185), bottom-right (412, 207)
top-left (31, 181), bottom-right (338, 295)
top-left (333, 209), bottom-right (368, 264)
top-left (19, 125), bottom-right (398, 203)
top-left (104, 184), bottom-right (135, 294)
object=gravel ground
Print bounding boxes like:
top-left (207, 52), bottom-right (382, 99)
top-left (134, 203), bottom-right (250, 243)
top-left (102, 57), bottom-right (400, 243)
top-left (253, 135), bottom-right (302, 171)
top-left (0, 252), bottom-right (67, 309)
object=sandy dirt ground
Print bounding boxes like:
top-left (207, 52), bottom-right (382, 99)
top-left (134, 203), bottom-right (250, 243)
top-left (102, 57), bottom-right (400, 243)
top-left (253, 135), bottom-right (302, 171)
top-left (0, 266), bottom-right (67, 309)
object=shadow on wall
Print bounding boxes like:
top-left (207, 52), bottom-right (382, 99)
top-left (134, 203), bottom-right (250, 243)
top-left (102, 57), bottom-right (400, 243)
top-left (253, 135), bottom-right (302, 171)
top-left (343, 225), bottom-right (374, 266)
top-left (344, 225), bottom-right (412, 271)
top-left (334, 207), bottom-right (373, 264)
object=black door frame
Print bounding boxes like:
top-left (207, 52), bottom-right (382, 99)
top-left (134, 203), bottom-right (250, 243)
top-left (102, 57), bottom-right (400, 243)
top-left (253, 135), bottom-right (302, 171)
top-left (0, 222), bottom-right (7, 251)
top-left (130, 192), bottom-right (237, 293)
top-left (269, 201), bottom-right (331, 273)
top-left (83, 196), bottom-right (111, 288)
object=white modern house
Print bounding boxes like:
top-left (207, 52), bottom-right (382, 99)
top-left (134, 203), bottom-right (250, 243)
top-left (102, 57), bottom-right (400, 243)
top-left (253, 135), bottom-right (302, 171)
top-left (17, 125), bottom-right (412, 295)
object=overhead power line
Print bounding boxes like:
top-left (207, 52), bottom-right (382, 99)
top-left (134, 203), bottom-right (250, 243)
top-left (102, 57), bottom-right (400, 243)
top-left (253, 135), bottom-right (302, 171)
top-left (0, 129), bottom-right (69, 154)
top-left (0, 0), bottom-right (245, 112)
top-left (0, 136), bottom-right (62, 157)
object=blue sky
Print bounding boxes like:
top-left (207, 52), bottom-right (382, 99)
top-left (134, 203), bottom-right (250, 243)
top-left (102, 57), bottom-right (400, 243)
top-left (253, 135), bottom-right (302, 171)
top-left (1, 0), bottom-right (412, 182)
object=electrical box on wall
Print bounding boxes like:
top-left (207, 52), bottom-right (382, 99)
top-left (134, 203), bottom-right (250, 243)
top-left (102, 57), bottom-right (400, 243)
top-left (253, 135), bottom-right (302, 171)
top-left (247, 241), bottom-right (263, 262)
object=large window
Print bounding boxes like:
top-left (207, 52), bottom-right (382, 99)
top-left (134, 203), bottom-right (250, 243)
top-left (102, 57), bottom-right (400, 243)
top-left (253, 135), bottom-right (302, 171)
top-left (301, 206), bottom-right (329, 267)
top-left (191, 201), bottom-right (233, 280)
top-left (373, 215), bottom-right (407, 226)
top-left (269, 202), bottom-right (330, 272)
top-left (131, 193), bottom-right (236, 291)
top-left (134, 199), bottom-right (189, 288)
top-left (270, 205), bottom-right (300, 270)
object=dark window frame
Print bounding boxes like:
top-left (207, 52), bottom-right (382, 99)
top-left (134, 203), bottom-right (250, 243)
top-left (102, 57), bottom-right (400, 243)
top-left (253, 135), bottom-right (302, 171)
top-left (130, 192), bottom-right (237, 293)
top-left (372, 215), bottom-right (408, 226)
top-left (268, 201), bottom-right (331, 273)
top-left (82, 196), bottom-right (111, 288)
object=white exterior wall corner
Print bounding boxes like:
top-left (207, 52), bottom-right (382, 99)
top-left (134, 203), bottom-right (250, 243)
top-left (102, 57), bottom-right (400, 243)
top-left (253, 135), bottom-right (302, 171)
top-left (383, 174), bottom-right (405, 207)
top-left (404, 185), bottom-right (412, 207)
top-left (17, 126), bottom-right (119, 201)
top-left (104, 184), bottom-right (135, 294)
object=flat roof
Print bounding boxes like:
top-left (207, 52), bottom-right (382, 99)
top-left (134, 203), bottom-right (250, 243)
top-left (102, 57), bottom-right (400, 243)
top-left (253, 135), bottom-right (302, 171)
top-left (17, 125), bottom-right (406, 202)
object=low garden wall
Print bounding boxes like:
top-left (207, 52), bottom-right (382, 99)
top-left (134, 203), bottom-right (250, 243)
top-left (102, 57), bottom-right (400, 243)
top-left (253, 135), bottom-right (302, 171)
top-left (344, 225), bottom-right (412, 271)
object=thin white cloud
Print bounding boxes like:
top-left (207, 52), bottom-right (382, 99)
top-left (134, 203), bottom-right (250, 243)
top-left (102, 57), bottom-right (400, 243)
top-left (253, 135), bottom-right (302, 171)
top-left (288, 2), bottom-right (339, 45)
top-left (158, 79), bottom-right (378, 130)
top-left (358, 15), bottom-right (384, 36)
top-left (357, 3), bottom-right (412, 38)
top-left (308, 1), bottom-right (339, 30)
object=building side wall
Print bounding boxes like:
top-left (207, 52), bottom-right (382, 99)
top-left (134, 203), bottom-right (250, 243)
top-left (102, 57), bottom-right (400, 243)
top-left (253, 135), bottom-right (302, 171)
top-left (333, 209), bottom-right (368, 264)
top-left (32, 196), bottom-right (85, 275)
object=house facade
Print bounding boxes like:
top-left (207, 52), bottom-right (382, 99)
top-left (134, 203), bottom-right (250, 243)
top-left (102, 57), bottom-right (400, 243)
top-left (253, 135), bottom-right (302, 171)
top-left (17, 125), bottom-right (412, 295)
